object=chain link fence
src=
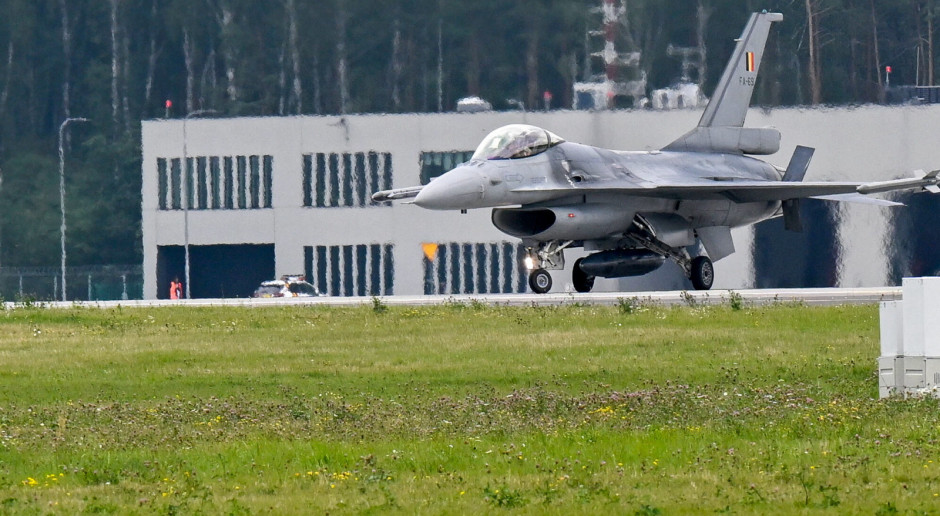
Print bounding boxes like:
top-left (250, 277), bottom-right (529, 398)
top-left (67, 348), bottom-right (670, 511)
top-left (0, 265), bottom-right (143, 302)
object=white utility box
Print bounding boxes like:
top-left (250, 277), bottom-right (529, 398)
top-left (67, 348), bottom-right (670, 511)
top-left (879, 278), bottom-right (940, 398)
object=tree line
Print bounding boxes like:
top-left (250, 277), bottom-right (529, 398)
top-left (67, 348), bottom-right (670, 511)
top-left (0, 0), bottom-right (936, 268)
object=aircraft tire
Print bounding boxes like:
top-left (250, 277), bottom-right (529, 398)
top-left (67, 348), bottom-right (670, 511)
top-left (528, 268), bottom-right (553, 294)
top-left (572, 258), bottom-right (595, 293)
top-left (690, 256), bottom-right (714, 291)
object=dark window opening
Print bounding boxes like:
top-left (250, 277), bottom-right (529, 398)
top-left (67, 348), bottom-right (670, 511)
top-left (753, 200), bottom-right (840, 288)
top-left (223, 157), bottom-right (234, 209)
top-left (236, 156), bottom-right (247, 209)
top-left (157, 244), bottom-right (273, 299)
top-left (210, 157), bottom-right (221, 209)
top-left (888, 193), bottom-right (940, 282)
top-left (315, 153), bottom-right (327, 208)
top-left (170, 158), bottom-right (181, 209)
top-left (303, 154), bottom-right (313, 207)
top-left (249, 155), bottom-right (261, 209)
top-left (157, 158), bottom-right (168, 210)
top-left (185, 157), bottom-right (195, 209)
top-left (263, 156), bottom-right (273, 208)
top-left (342, 153), bottom-right (353, 207)
top-left (196, 157), bottom-right (208, 209)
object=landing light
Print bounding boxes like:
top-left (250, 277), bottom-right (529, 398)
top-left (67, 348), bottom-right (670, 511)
top-left (524, 255), bottom-right (536, 270)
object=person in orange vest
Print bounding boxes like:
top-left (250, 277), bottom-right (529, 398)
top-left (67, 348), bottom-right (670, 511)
top-left (169, 277), bottom-right (182, 300)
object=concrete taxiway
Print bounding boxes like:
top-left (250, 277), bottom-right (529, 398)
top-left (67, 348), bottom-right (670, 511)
top-left (3, 287), bottom-right (901, 310)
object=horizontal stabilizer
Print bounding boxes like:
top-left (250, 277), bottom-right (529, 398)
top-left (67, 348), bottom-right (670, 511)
top-left (782, 146), bottom-right (815, 182)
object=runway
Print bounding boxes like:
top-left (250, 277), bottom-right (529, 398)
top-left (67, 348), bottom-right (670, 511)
top-left (4, 287), bottom-right (901, 310)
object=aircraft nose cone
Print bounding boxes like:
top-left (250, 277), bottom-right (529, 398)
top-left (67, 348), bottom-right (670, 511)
top-left (414, 166), bottom-right (485, 210)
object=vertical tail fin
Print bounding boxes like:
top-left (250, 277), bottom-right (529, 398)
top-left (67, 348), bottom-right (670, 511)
top-left (699, 11), bottom-right (782, 128)
top-left (664, 12), bottom-right (783, 154)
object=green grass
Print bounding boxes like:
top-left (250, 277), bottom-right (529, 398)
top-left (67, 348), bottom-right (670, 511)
top-left (0, 301), bottom-right (938, 514)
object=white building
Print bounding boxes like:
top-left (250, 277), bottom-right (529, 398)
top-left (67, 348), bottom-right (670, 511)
top-left (141, 105), bottom-right (940, 299)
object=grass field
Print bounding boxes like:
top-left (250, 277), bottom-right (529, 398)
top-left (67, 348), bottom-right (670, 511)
top-left (0, 299), bottom-right (938, 514)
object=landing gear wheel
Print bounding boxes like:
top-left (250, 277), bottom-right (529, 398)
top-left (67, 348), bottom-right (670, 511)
top-left (572, 258), bottom-right (595, 293)
top-left (528, 268), bottom-right (553, 294)
top-left (690, 256), bottom-right (714, 291)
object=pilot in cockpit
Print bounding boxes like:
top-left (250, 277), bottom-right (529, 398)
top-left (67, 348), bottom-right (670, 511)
top-left (473, 125), bottom-right (563, 161)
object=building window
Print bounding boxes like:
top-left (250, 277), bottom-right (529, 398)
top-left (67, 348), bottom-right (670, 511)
top-left (170, 158), bottom-right (182, 210)
top-left (185, 157), bottom-right (195, 209)
top-left (422, 242), bottom-right (526, 295)
top-left (157, 158), bottom-right (168, 210)
top-left (303, 151), bottom-right (393, 208)
top-left (236, 156), bottom-right (247, 209)
top-left (196, 157), bottom-right (208, 209)
top-left (210, 157), bottom-right (222, 209)
top-left (304, 244), bottom-right (394, 296)
top-left (263, 156), bottom-right (273, 208)
top-left (223, 157), bottom-right (234, 209)
top-left (419, 151), bottom-right (474, 185)
top-left (249, 155), bottom-right (261, 209)
top-left (157, 154), bottom-right (274, 211)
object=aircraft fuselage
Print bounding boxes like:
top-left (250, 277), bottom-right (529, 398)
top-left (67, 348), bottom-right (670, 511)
top-left (415, 142), bottom-right (782, 243)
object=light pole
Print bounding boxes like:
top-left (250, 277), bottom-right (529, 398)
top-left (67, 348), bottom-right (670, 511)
top-left (182, 109), bottom-right (217, 299)
top-left (59, 117), bottom-right (88, 302)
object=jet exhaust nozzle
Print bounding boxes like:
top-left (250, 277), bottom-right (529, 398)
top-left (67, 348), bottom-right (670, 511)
top-left (578, 250), bottom-right (666, 278)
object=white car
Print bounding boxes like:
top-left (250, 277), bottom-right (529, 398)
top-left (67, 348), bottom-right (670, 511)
top-left (252, 276), bottom-right (323, 298)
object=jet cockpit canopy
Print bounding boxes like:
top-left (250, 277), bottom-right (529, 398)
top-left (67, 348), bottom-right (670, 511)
top-left (471, 124), bottom-right (564, 161)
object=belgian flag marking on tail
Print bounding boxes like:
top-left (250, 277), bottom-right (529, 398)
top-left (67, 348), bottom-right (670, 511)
top-left (745, 51), bottom-right (755, 72)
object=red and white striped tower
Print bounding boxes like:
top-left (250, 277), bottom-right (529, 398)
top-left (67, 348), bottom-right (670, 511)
top-left (573, 0), bottom-right (646, 109)
top-left (602, 0), bottom-right (620, 85)
top-left (602, 0), bottom-right (623, 107)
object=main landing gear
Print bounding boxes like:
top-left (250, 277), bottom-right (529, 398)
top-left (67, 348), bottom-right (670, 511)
top-left (524, 240), bottom-right (715, 294)
top-left (689, 256), bottom-right (714, 291)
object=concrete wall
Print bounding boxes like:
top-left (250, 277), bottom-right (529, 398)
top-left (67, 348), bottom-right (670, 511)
top-left (141, 104), bottom-right (940, 299)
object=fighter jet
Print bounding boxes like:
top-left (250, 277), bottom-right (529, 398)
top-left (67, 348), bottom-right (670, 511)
top-left (373, 11), bottom-right (940, 293)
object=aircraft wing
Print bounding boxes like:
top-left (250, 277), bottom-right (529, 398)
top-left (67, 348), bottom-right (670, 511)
top-left (372, 186), bottom-right (423, 202)
top-left (510, 171), bottom-right (940, 203)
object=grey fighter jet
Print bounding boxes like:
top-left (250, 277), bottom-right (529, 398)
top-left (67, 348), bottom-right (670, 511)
top-left (373, 12), bottom-right (940, 293)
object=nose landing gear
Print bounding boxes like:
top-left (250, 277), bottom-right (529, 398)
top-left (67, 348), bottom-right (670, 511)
top-left (524, 247), bottom-right (594, 294)
top-left (528, 268), bottom-right (553, 294)
top-left (524, 241), bottom-right (573, 294)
